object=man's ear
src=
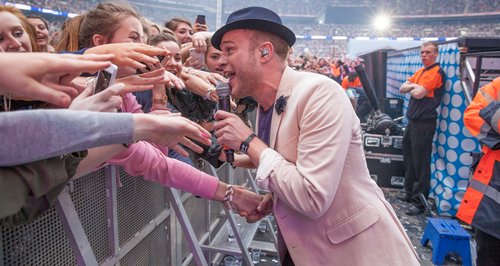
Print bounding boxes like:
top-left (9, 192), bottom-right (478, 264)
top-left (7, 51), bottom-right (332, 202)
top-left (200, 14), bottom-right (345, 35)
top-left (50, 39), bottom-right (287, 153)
top-left (92, 34), bottom-right (106, 46)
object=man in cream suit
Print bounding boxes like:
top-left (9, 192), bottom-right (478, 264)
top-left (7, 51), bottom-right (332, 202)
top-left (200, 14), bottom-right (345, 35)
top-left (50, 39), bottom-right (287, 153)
top-left (213, 7), bottom-right (420, 265)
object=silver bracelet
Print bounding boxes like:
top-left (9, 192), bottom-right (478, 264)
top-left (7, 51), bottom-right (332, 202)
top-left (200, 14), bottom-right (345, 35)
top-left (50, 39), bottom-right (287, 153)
top-left (222, 185), bottom-right (234, 209)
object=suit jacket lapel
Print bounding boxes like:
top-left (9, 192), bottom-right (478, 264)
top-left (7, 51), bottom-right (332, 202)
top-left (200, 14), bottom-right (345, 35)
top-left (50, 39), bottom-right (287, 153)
top-left (270, 67), bottom-right (294, 149)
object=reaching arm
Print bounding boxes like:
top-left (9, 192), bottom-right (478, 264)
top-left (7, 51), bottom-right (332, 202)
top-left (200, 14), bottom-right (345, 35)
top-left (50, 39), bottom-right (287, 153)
top-left (0, 110), bottom-right (133, 166)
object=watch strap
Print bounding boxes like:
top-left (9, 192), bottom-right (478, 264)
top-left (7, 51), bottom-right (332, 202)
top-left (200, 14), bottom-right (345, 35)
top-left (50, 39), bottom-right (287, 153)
top-left (239, 133), bottom-right (256, 154)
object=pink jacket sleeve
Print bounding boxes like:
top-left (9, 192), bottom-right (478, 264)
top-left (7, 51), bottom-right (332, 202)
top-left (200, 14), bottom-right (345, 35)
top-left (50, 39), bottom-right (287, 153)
top-left (121, 92), bottom-right (168, 153)
top-left (107, 141), bottom-right (219, 199)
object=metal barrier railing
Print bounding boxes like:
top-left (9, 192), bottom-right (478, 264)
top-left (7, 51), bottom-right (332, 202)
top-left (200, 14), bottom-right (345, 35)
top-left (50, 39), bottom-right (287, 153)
top-left (1, 160), bottom-right (277, 265)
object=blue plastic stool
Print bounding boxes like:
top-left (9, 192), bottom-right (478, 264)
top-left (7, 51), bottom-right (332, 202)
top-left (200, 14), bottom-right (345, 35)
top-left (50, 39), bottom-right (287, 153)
top-left (421, 218), bottom-right (472, 266)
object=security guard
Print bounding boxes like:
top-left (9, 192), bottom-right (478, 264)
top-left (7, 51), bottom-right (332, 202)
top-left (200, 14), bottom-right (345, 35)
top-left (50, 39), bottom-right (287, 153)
top-left (397, 41), bottom-right (445, 215)
top-left (457, 77), bottom-right (500, 266)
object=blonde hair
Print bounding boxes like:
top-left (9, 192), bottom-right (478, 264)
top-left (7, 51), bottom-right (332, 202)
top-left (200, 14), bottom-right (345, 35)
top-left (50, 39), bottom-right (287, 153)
top-left (422, 41), bottom-right (439, 53)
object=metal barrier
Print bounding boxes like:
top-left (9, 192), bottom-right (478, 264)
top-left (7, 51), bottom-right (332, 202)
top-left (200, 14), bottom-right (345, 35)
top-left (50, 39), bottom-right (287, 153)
top-left (0, 162), bottom-right (256, 265)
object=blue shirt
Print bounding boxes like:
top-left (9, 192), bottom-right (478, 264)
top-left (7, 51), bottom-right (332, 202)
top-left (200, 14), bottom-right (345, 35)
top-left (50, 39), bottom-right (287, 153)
top-left (257, 105), bottom-right (274, 146)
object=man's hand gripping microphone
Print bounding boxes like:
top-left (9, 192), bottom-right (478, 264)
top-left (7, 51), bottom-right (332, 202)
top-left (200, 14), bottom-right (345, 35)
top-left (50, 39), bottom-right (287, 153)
top-left (215, 82), bottom-right (235, 163)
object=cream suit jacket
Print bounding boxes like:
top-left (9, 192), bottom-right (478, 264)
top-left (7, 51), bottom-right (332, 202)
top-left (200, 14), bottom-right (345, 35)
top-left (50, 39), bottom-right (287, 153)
top-left (257, 67), bottom-right (419, 265)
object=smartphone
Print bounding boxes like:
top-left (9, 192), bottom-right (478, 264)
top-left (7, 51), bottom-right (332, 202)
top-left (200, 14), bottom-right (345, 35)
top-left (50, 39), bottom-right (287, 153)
top-left (195, 15), bottom-right (206, 25)
top-left (93, 63), bottom-right (117, 94)
top-left (189, 47), bottom-right (205, 65)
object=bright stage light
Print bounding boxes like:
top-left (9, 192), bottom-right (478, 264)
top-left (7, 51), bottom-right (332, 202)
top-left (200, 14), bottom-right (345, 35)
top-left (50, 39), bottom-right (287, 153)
top-left (373, 15), bottom-right (391, 31)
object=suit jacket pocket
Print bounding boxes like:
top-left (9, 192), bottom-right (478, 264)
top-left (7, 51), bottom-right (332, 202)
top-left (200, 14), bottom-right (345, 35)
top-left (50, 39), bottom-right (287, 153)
top-left (325, 204), bottom-right (379, 244)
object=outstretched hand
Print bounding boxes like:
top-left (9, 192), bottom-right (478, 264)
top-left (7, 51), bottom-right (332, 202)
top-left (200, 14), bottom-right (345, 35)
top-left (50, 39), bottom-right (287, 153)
top-left (85, 43), bottom-right (169, 70)
top-left (132, 114), bottom-right (212, 156)
top-left (0, 52), bottom-right (115, 107)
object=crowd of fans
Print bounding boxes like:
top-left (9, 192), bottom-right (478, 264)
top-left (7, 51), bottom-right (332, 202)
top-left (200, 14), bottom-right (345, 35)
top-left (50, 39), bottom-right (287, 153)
top-left (9, 0), bottom-right (500, 21)
top-left (289, 19), bottom-right (499, 38)
top-left (0, 1), bottom-right (270, 227)
top-left (7, 0), bottom-right (498, 59)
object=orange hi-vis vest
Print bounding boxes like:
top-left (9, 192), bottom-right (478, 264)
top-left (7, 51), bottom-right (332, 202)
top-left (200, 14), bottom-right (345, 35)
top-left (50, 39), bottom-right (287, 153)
top-left (457, 77), bottom-right (500, 239)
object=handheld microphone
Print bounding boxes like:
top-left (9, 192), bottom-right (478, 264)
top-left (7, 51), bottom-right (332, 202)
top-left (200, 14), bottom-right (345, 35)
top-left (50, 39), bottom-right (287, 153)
top-left (215, 82), bottom-right (235, 163)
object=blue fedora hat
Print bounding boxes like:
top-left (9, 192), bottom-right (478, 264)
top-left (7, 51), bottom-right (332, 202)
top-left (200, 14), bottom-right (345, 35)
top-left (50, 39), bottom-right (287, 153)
top-left (212, 6), bottom-right (296, 50)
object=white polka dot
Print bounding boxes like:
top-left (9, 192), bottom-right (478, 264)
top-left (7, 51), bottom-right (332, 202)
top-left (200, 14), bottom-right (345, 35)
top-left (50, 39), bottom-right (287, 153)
top-left (459, 153), bottom-right (472, 165)
top-left (437, 146), bottom-right (445, 157)
top-left (451, 94), bottom-right (463, 108)
top-left (454, 190), bottom-right (465, 202)
top-left (447, 136), bottom-right (459, 149)
top-left (443, 187), bottom-right (453, 200)
top-left (446, 163), bottom-right (456, 175)
top-left (443, 176), bottom-right (455, 187)
top-left (450, 108), bottom-right (462, 121)
top-left (435, 159), bottom-right (446, 171)
top-left (450, 52), bottom-right (456, 64)
top-left (458, 165), bottom-right (471, 178)
top-left (442, 93), bottom-right (451, 105)
top-left (430, 178), bottom-right (438, 189)
top-left (441, 106), bottom-right (449, 119)
top-left (457, 180), bottom-right (469, 190)
top-left (461, 138), bottom-right (478, 152)
top-left (439, 200), bottom-right (452, 211)
top-left (431, 163), bottom-right (436, 173)
top-left (439, 120), bottom-right (448, 132)
top-left (456, 67), bottom-right (460, 76)
top-left (447, 65), bottom-right (455, 78)
top-left (453, 80), bottom-right (462, 93)
top-left (438, 133), bottom-right (447, 145)
top-left (448, 123), bottom-right (460, 136)
top-left (435, 170), bottom-right (443, 181)
top-left (462, 126), bottom-right (474, 138)
top-left (445, 79), bottom-right (453, 92)
top-left (435, 184), bottom-right (444, 195)
top-left (446, 150), bottom-right (458, 162)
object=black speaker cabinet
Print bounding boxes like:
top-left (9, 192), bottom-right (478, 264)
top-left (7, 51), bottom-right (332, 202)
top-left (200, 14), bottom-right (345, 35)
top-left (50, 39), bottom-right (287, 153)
top-left (363, 133), bottom-right (403, 156)
top-left (365, 153), bottom-right (405, 189)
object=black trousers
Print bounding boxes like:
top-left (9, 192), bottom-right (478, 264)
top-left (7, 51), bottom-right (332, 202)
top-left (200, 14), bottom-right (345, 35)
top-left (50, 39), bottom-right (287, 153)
top-left (282, 251), bottom-right (295, 266)
top-left (476, 229), bottom-right (500, 266)
top-left (402, 119), bottom-right (436, 203)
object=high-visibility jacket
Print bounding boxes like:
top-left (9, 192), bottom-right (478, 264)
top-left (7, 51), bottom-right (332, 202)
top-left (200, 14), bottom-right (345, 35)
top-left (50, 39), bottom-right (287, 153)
top-left (330, 64), bottom-right (341, 78)
top-left (457, 77), bottom-right (500, 239)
